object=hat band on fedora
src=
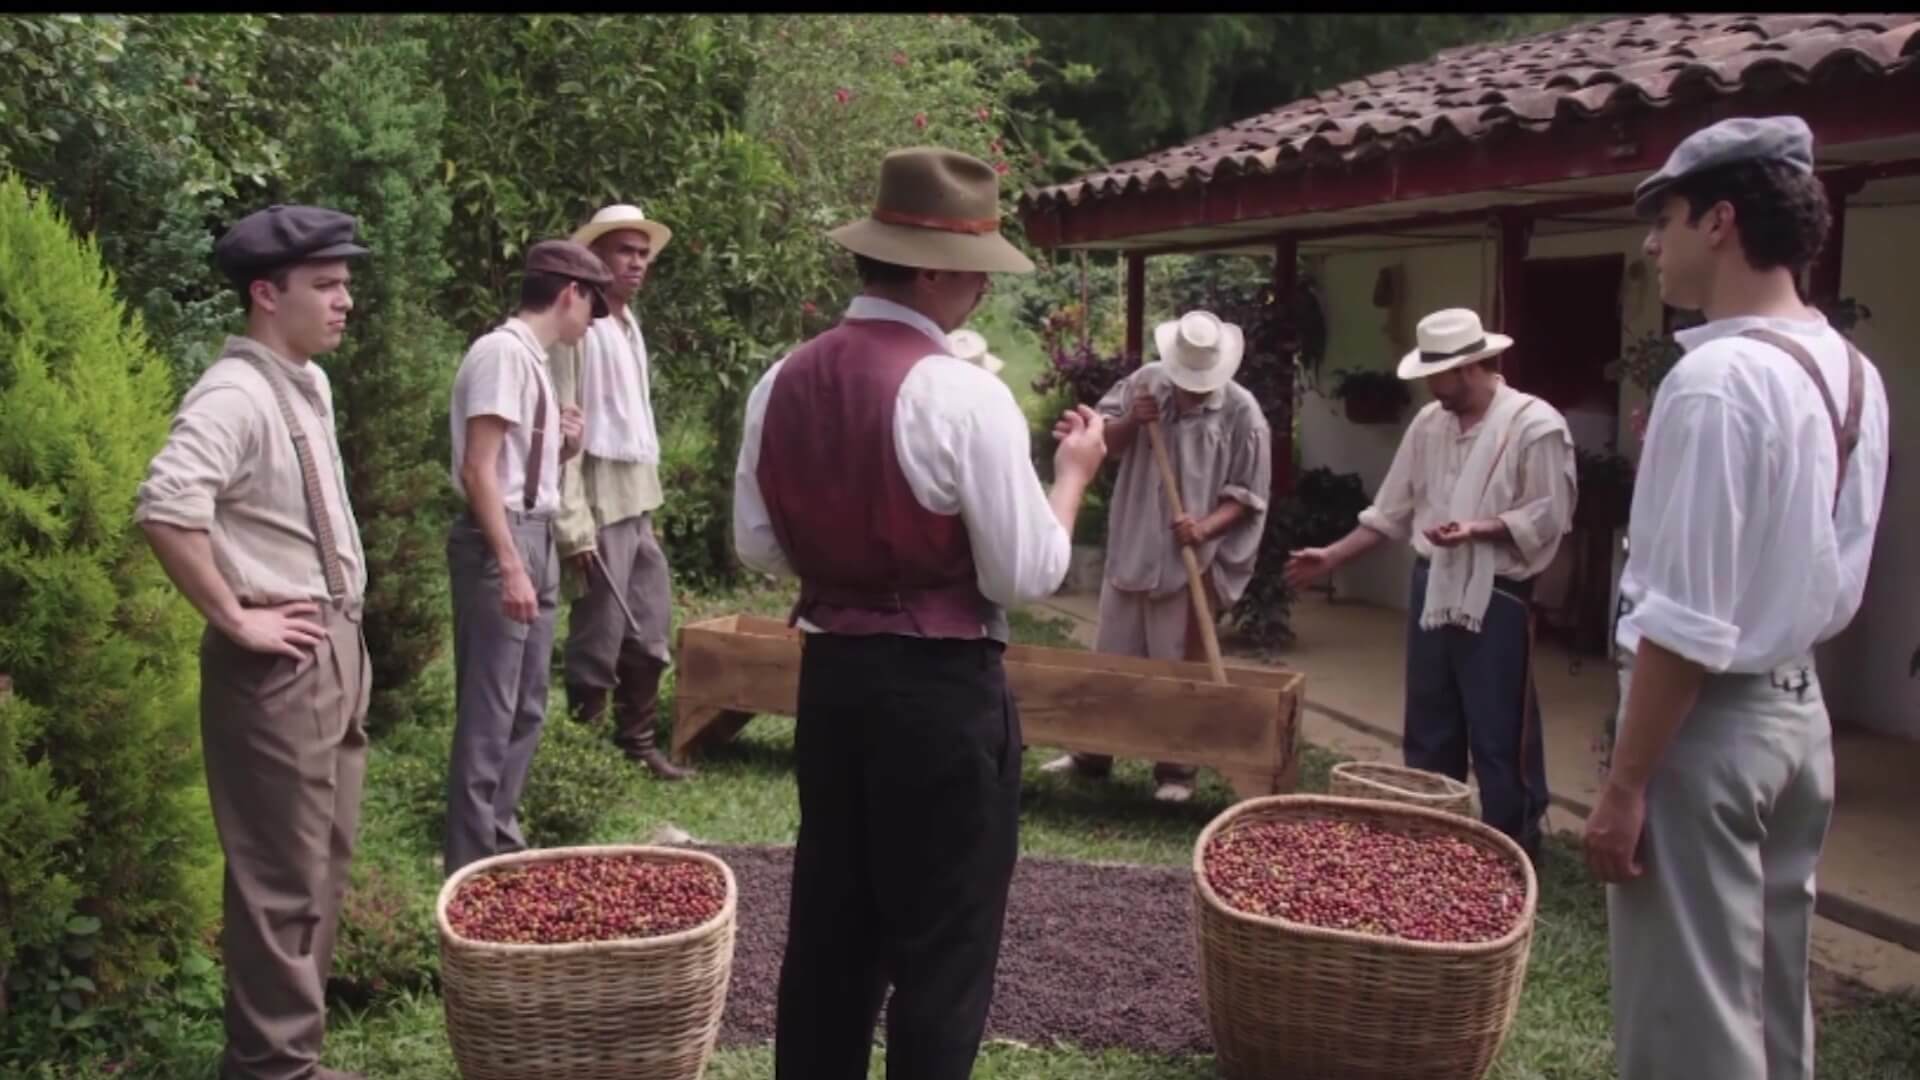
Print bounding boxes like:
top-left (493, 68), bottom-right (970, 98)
top-left (871, 207), bottom-right (999, 235)
top-left (1419, 337), bottom-right (1488, 364)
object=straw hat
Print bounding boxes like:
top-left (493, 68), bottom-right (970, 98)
top-left (1153, 310), bottom-right (1244, 394)
top-left (1396, 308), bottom-right (1514, 380)
top-left (572, 203), bottom-right (673, 255)
top-left (829, 147), bottom-right (1034, 274)
top-left (948, 328), bottom-right (1005, 375)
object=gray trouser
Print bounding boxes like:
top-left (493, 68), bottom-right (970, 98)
top-left (563, 511), bottom-right (673, 688)
top-left (1071, 578), bottom-right (1216, 784)
top-left (201, 603), bottom-right (369, 1080)
top-left (1607, 654), bottom-right (1834, 1080)
top-left (445, 510), bottom-right (559, 876)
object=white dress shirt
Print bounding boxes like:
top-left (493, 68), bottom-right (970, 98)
top-left (1615, 314), bottom-right (1890, 674)
top-left (733, 296), bottom-right (1072, 632)
top-left (449, 318), bottom-right (562, 515)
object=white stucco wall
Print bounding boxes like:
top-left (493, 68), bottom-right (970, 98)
top-left (1295, 205), bottom-right (1917, 739)
top-left (1814, 188), bottom-right (1919, 740)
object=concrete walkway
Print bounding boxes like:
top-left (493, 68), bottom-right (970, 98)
top-left (1023, 588), bottom-right (1920, 993)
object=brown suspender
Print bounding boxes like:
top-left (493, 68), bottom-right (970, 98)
top-left (242, 354), bottom-right (349, 599)
top-left (1737, 328), bottom-right (1865, 518)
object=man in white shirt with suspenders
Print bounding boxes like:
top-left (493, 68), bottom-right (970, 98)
top-left (443, 240), bottom-right (606, 876)
top-left (1586, 116), bottom-right (1890, 1080)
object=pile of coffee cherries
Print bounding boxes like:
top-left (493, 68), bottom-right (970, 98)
top-left (448, 855), bottom-right (726, 945)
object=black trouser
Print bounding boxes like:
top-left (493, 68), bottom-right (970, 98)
top-left (774, 632), bottom-right (1023, 1080)
top-left (1404, 559), bottom-right (1550, 858)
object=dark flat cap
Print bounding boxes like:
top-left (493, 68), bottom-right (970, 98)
top-left (525, 239), bottom-right (613, 319)
top-left (214, 204), bottom-right (370, 281)
top-left (1634, 115), bottom-right (1816, 218)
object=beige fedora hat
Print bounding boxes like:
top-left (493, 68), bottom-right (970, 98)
top-left (1396, 307), bottom-right (1513, 380)
top-left (948, 328), bottom-right (1005, 376)
top-left (829, 147), bottom-right (1035, 274)
top-left (572, 203), bottom-right (673, 254)
top-left (1153, 310), bottom-right (1244, 394)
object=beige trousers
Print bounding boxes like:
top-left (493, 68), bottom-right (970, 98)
top-left (1071, 577), bottom-right (1221, 784)
top-left (200, 603), bottom-right (370, 1080)
top-left (1607, 655), bottom-right (1833, 1080)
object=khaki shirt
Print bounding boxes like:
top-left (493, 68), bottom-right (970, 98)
top-left (1097, 364), bottom-right (1272, 605)
top-left (134, 335), bottom-right (367, 606)
top-left (550, 308), bottom-right (663, 558)
top-left (1358, 392), bottom-right (1577, 582)
top-left (449, 318), bottom-right (562, 515)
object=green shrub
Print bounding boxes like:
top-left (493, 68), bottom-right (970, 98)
top-left (0, 172), bottom-right (212, 1046)
top-left (329, 859), bottom-right (438, 1006)
top-left (519, 715), bottom-right (632, 848)
top-left (290, 22), bottom-right (463, 736)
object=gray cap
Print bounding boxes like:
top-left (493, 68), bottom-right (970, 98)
top-left (214, 204), bottom-right (370, 282)
top-left (1633, 115), bottom-right (1816, 218)
top-left (524, 239), bottom-right (613, 319)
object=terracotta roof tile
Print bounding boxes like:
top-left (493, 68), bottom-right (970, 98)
top-left (1023, 12), bottom-right (1920, 211)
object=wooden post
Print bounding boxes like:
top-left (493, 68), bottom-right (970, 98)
top-left (1124, 252), bottom-right (1146, 361)
top-left (1492, 208), bottom-right (1534, 388)
top-left (1271, 238), bottom-right (1298, 500)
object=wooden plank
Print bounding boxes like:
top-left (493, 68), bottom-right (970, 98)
top-left (670, 619), bottom-right (1302, 785)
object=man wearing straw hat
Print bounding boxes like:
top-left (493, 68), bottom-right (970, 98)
top-left (1284, 308), bottom-right (1576, 862)
top-left (1588, 115), bottom-right (1888, 1080)
top-left (1039, 309), bottom-right (1273, 804)
top-left (733, 146), bottom-right (1108, 1080)
top-left (548, 203), bottom-right (693, 780)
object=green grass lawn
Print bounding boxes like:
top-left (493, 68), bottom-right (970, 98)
top-left (26, 582), bottom-right (1920, 1079)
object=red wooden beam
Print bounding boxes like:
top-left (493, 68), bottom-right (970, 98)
top-left (1811, 173), bottom-right (1863, 307)
top-left (1124, 253), bottom-right (1146, 361)
top-left (1020, 68), bottom-right (1920, 251)
top-left (1270, 238), bottom-right (1298, 501)
top-left (1131, 191), bottom-right (1635, 257)
top-left (1493, 208), bottom-right (1535, 390)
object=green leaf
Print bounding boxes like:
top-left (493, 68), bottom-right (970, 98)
top-left (65, 915), bottom-right (102, 936)
top-left (65, 974), bottom-right (97, 993)
top-left (181, 951), bottom-right (214, 976)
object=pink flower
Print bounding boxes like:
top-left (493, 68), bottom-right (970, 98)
top-left (802, 301), bottom-right (819, 316)
top-left (892, 51), bottom-right (909, 67)
top-left (914, 112), bottom-right (929, 130)
top-left (989, 138), bottom-right (1003, 155)
top-left (834, 87), bottom-right (852, 105)
top-left (976, 106), bottom-right (991, 122)
top-left (993, 160), bottom-right (1010, 176)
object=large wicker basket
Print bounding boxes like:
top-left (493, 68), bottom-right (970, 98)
top-left (436, 844), bottom-right (737, 1080)
top-left (1193, 796), bottom-right (1537, 1080)
top-left (1330, 760), bottom-right (1476, 818)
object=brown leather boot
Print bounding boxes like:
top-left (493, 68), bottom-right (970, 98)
top-left (613, 654), bottom-right (694, 781)
top-left (567, 682), bottom-right (611, 727)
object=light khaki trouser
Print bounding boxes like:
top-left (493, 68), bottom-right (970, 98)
top-left (1607, 654), bottom-right (1834, 1080)
top-left (1070, 578), bottom-right (1221, 784)
top-left (200, 602), bottom-right (370, 1080)
top-left (562, 510), bottom-right (673, 688)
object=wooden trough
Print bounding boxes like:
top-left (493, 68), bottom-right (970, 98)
top-left (670, 614), bottom-right (1305, 800)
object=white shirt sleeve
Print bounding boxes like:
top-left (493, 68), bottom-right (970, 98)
top-left (731, 359), bottom-right (794, 578)
top-left (1617, 387), bottom-right (1770, 672)
top-left (895, 358), bottom-right (1071, 607)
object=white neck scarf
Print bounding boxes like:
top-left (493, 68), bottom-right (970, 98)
top-left (577, 310), bottom-right (659, 465)
top-left (1421, 382), bottom-right (1537, 633)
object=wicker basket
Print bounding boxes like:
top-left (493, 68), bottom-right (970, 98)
top-left (436, 844), bottom-right (737, 1080)
top-left (1330, 760), bottom-right (1476, 818)
top-left (1193, 796), bottom-right (1537, 1080)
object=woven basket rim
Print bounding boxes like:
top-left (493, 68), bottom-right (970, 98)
top-left (1191, 794), bottom-right (1538, 956)
top-left (434, 843), bottom-right (738, 955)
top-left (1330, 760), bottom-right (1473, 799)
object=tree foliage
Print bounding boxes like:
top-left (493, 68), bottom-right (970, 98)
top-left (0, 173), bottom-right (212, 1045)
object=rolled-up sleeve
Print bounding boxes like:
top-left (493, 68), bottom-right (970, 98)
top-left (731, 360), bottom-right (793, 578)
top-left (133, 386), bottom-right (256, 532)
top-left (1616, 391), bottom-right (1761, 672)
top-left (1496, 428), bottom-right (1576, 565)
top-left (1210, 409), bottom-right (1272, 605)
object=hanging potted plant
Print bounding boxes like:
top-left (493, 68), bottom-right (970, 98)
top-left (1329, 368), bottom-right (1411, 425)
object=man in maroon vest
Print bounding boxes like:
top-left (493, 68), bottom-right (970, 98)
top-left (734, 146), bottom-right (1108, 1080)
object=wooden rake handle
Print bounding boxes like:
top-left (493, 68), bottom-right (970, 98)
top-left (1145, 418), bottom-right (1228, 685)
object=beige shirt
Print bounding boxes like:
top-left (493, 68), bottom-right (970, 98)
top-left (550, 308), bottom-right (663, 558)
top-left (134, 335), bottom-right (367, 606)
top-left (449, 318), bottom-right (562, 515)
top-left (1096, 364), bottom-right (1272, 605)
top-left (1358, 387), bottom-right (1577, 582)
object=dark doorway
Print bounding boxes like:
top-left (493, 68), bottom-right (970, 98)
top-left (1510, 254), bottom-right (1626, 656)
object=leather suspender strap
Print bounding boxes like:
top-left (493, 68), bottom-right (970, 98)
top-left (525, 365), bottom-right (548, 512)
top-left (240, 354), bottom-right (349, 599)
top-left (1738, 328), bottom-right (1864, 518)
